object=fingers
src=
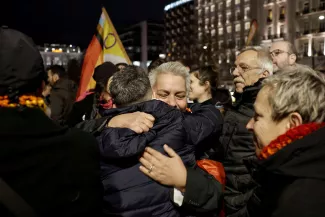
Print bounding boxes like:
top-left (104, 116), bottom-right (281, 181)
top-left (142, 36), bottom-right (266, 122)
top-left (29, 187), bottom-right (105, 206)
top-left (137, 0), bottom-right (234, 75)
top-left (139, 154), bottom-right (152, 169)
top-left (143, 118), bottom-right (154, 129)
top-left (139, 165), bottom-right (156, 180)
top-left (163, 144), bottom-right (177, 158)
top-left (145, 147), bottom-right (166, 161)
top-left (142, 113), bottom-right (155, 122)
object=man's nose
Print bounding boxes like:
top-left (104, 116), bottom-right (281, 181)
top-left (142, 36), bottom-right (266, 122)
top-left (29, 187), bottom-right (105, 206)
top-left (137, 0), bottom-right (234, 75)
top-left (232, 68), bottom-right (240, 77)
top-left (246, 118), bottom-right (254, 131)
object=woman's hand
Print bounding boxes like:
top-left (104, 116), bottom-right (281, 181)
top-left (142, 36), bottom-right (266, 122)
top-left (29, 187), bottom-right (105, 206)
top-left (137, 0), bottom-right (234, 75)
top-left (139, 145), bottom-right (187, 192)
top-left (107, 112), bottom-right (155, 133)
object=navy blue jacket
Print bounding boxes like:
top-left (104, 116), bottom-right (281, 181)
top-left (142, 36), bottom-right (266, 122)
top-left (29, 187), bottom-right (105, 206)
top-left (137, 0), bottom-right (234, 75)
top-left (97, 100), bottom-right (223, 217)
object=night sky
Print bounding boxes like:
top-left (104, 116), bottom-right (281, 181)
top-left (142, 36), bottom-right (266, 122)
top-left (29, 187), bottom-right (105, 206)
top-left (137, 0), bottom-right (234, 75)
top-left (2, 0), bottom-right (174, 48)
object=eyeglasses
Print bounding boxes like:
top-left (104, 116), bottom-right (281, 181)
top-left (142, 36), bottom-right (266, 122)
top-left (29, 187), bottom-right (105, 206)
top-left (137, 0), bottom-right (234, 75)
top-left (270, 49), bottom-right (291, 58)
top-left (229, 66), bottom-right (262, 75)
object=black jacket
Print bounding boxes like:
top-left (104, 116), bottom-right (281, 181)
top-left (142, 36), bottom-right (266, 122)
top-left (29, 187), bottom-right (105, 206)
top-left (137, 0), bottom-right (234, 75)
top-left (0, 108), bottom-right (103, 217)
top-left (247, 124), bottom-right (325, 217)
top-left (50, 78), bottom-right (77, 125)
top-left (97, 100), bottom-right (223, 217)
top-left (220, 81), bottom-right (262, 217)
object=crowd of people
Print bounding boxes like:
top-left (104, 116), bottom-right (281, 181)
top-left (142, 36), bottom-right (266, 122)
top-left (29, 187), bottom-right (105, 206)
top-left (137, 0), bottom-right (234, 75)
top-left (0, 26), bottom-right (325, 217)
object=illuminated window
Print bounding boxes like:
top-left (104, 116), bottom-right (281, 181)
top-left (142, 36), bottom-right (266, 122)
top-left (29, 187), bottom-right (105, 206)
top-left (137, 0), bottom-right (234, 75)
top-left (205, 18), bottom-right (209, 24)
top-left (205, 7), bottom-right (209, 14)
top-left (211, 29), bottom-right (216, 36)
top-left (211, 5), bottom-right (215, 12)
top-left (235, 23), bottom-right (241, 32)
top-left (227, 26), bottom-right (232, 33)
top-left (279, 6), bottom-right (285, 20)
top-left (218, 15), bottom-right (223, 25)
top-left (245, 7), bottom-right (250, 19)
top-left (235, 0), bottom-right (240, 4)
top-left (226, 0), bottom-right (231, 7)
top-left (245, 22), bottom-right (250, 30)
top-left (219, 28), bottom-right (224, 35)
top-left (227, 12), bottom-right (231, 23)
top-left (198, 9), bottom-right (202, 16)
top-left (267, 9), bottom-right (273, 22)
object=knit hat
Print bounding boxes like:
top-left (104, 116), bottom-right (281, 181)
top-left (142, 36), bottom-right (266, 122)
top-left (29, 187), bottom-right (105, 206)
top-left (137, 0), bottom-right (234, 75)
top-left (0, 26), bottom-right (45, 98)
top-left (92, 62), bottom-right (118, 84)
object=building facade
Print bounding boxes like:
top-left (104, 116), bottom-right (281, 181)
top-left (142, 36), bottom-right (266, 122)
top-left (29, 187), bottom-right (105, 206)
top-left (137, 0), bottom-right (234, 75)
top-left (295, 0), bottom-right (325, 68)
top-left (39, 44), bottom-right (82, 68)
top-left (196, 0), bottom-right (264, 84)
top-left (119, 21), bottom-right (164, 68)
top-left (164, 0), bottom-right (197, 66)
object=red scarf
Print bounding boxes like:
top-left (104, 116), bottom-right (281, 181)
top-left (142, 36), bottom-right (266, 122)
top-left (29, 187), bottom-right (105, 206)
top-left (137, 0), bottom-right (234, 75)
top-left (259, 122), bottom-right (325, 160)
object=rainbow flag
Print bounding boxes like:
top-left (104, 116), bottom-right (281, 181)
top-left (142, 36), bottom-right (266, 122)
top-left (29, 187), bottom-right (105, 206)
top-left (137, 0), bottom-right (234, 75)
top-left (76, 7), bottom-right (131, 101)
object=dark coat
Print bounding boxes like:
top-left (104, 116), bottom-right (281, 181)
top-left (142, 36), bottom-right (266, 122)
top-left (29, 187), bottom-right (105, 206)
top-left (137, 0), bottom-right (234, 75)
top-left (219, 81), bottom-right (262, 217)
top-left (50, 78), bottom-right (77, 125)
top-left (247, 125), bottom-right (325, 217)
top-left (0, 108), bottom-right (103, 217)
top-left (97, 100), bottom-right (223, 217)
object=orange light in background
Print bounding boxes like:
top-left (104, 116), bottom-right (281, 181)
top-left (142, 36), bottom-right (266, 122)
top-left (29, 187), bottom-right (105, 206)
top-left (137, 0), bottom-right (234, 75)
top-left (52, 49), bottom-right (63, 53)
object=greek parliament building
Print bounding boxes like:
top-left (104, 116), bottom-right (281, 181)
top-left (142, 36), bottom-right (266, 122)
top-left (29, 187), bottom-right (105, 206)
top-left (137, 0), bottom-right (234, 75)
top-left (38, 44), bottom-right (82, 68)
top-left (164, 0), bottom-right (325, 85)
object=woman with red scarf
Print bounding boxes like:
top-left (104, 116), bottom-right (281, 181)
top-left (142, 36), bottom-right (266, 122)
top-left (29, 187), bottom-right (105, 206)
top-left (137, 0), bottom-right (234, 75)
top-left (244, 65), bottom-right (325, 217)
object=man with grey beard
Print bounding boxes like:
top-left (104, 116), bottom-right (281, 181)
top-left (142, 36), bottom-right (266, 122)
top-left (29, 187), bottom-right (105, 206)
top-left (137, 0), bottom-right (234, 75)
top-left (220, 47), bottom-right (273, 217)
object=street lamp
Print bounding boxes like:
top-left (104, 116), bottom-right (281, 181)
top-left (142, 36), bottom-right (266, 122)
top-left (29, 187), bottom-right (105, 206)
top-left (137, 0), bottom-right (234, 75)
top-left (319, 15), bottom-right (325, 20)
top-left (203, 45), bottom-right (208, 50)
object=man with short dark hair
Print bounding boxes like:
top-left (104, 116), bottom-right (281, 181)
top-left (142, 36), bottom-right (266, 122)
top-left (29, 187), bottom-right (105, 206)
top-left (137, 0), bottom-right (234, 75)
top-left (110, 66), bottom-right (152, 107)
top-left (47, 65), bottom-right (77, 125)
top-left (270, 41), bottom-right (297, 73)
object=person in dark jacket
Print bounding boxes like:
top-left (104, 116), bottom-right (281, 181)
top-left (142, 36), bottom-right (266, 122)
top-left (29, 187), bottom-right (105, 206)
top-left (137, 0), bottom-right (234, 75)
top-left (66, 62), bottom-right (118, 127)
top-left (189, 65), bottom-right (232, 160)
top-left (0, 27), bottom-right (102, 217)
top-left (219, 47), bottom-right (273, 217)
top-left (47, 65), bottom-right (77, 125)
top-left (99, 64), bottom-right (223, 217)
top-left (245, 65), bottom-right (325, 217)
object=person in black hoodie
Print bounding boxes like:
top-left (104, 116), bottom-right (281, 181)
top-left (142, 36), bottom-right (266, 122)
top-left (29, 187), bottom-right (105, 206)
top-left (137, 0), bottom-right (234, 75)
top-left (99, 64), bottom-right (224, 217)
top-left (0, 27), bottom-right (102, 217)
top-left (245, 65), bottom-right (325, 217)
top-left (47, 65), bottom-right (77, 125)
top-left (219, 47), bottom-right (273, 217)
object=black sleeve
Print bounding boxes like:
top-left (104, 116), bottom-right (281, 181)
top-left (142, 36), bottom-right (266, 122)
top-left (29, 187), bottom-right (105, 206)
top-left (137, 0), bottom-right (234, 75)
top-left (183, 104), bottom-right (223, 146)
top-left (182, 166), bottom-right (223, 213)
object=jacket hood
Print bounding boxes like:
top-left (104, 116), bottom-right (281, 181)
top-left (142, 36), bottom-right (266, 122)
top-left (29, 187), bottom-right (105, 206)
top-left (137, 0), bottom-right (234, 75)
top-left (251, 125), bottom-right (325, 181)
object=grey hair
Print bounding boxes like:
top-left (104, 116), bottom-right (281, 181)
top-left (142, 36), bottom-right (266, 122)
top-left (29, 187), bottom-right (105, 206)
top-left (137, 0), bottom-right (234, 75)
top-left (110, 66), bottom-right (152, 107)
top-left (262, 64), bottom-right (325, 123)
top-left (239, 46), bottom-right (274, 75)
top-left (149, 61), bottom-right (190, 95)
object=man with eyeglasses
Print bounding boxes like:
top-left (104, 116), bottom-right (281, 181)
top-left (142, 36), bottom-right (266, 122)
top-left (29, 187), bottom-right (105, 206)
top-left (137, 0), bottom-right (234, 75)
top-left (270, 41), bottom-right (297, 73)
top-left (220, 47), bottom-right (273, 217)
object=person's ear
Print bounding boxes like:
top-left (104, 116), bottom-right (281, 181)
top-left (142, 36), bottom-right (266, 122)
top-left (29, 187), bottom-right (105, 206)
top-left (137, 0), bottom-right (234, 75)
top-left (204, 81), bottom-right (211, 91)
top-left (261, 70), bottom-right (270, 78)
top-left (289, 54), bottom-right (297, 65)
top-left (112, 104), bottom-right (117, 108)
top-left (287, 112), bottom-right (303, 129)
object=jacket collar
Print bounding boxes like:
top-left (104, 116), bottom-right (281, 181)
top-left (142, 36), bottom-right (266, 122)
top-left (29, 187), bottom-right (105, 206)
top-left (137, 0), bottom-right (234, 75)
top-left (234, 78), bottom-right (264, 107)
